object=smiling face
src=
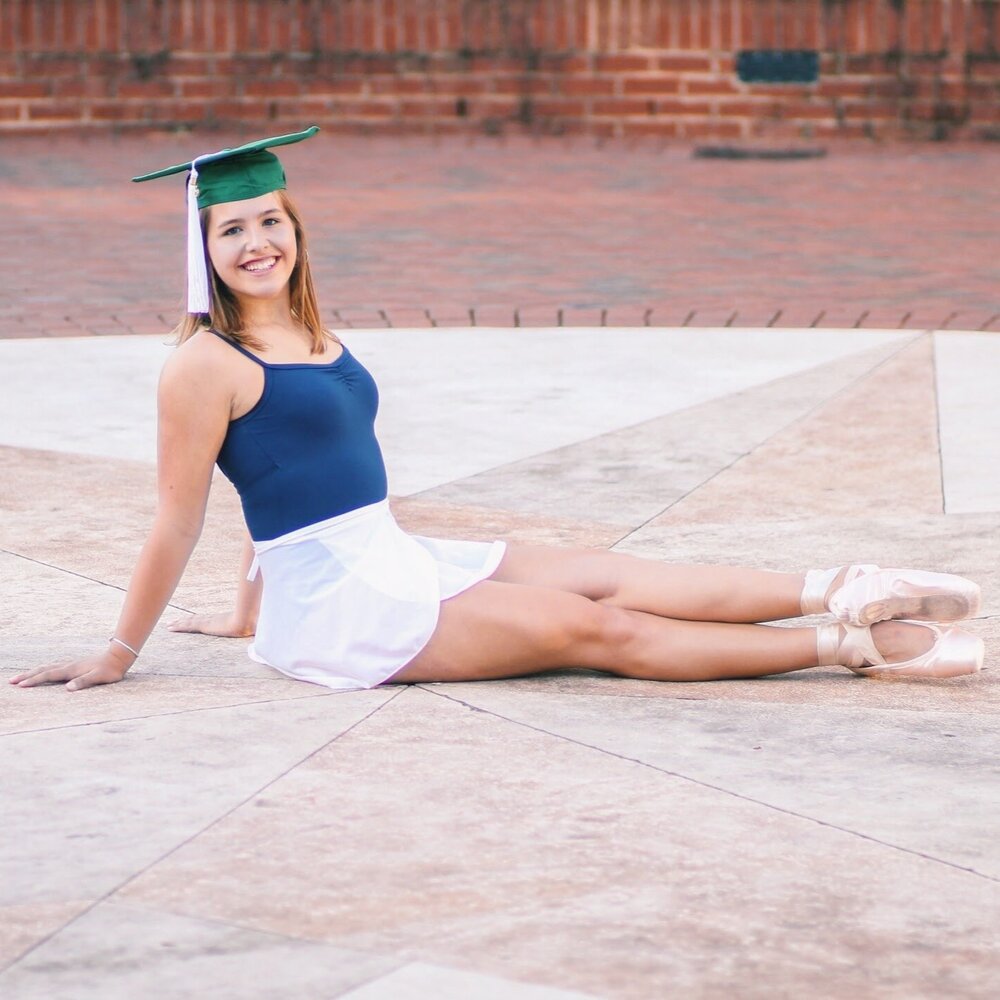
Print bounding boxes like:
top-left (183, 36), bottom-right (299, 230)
top-left (205, 192), bottom-right (297, 305)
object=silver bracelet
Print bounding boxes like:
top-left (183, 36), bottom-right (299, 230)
top-left (108, 636), bottom-right (140, 658)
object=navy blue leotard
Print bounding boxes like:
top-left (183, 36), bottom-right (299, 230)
top-left (212, 332), bottom-right (388, 541)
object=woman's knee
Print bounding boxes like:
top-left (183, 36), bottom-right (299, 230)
top-left (555, 600), bottom-right (639, 664)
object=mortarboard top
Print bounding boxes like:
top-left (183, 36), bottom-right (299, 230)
top-left (131, 126), bottom-right (320, 313)
top-left (131, 125), bottom-right (320, 209)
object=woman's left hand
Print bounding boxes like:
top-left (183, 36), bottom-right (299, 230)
top-left (167, 612), bottom-right (255, 638)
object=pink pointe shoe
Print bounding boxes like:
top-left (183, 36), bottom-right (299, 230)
top-left (801, 564), bottom-right (981, 627)
top-left (816, 622), bottom-right (985, 679)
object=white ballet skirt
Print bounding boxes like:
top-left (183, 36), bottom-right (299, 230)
top-left (246, 499), bottom-right (506, 691)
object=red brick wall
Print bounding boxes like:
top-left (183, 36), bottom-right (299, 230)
top-left (1, 0), bottom-right (999, 141)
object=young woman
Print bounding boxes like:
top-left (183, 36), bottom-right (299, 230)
top-left (10, 128), bottom-right (984, 693)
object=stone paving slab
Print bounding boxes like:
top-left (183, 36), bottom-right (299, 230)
top-left (657, 333), bottom-right (943, 525)
top-left (0, 902), bottom-right (402, 1000)
top-left (935, 331), bottom-right (1000, 514)
top-left (339, 962), bottom-right (599, 1000)
top-left (421, 334), bottom-right (912, 526)
top-left (3, 691), bottom-right (394, 904)
top-left (0, 667), bottom-right (325, 737)
top-left (0, 901), bottom-right (95, 972)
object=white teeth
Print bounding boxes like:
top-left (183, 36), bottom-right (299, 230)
top-left (242, 257), bottom-right (277, 272)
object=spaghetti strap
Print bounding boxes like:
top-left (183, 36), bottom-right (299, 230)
top-left (210, 330), bottom-right (266, 366)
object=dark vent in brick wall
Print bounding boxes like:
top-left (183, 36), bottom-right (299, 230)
top-left (736, 50), bottom-right (820, 84)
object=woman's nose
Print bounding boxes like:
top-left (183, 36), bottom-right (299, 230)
top-left (245, 226), bottom-right (270, 250)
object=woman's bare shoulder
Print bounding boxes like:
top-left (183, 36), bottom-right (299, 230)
top-left (159, 330), bottom-right (239, 400)
top-left (162, 329), bottom-right (234, 373)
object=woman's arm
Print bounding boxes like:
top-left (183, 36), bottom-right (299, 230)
top-left (232, 532), bottom-right (263, 628)
top-left (167, 530), bottom-right (262, 638)
top-left (10, 342), bottom-right (232, 691)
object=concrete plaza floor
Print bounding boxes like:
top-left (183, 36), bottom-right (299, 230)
top-left (2, 135), bottom-right (999, 998)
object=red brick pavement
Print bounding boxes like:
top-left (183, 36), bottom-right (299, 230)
top-left (2, 132), bottom-right (999, 337)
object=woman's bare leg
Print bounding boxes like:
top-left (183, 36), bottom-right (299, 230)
top-left (392, 579), bottom-right (931, 685)
top-left (491, 544), bottom-right (807, 623)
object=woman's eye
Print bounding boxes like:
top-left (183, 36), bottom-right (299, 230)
top-left (263, 217), bottom-right (279, 226)
top-left (223, 226), bottom-right (241, 237)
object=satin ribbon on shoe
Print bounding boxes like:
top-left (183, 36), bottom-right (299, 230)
top-left (803, 565), bottom-right (981, 626)
top-left (801, 564), bottom-right (877, 617)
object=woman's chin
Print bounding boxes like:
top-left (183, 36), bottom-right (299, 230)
top-left (230, 278), bottom-right (291, 303)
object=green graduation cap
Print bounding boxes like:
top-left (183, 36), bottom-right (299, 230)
top-left (132, 126), bottom-right (320, 313)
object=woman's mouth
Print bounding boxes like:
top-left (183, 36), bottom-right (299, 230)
top-left (240, 256), bottom-right (279, 273)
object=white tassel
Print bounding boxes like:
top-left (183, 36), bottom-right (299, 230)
top-left (186, 160), bottom-right (211, 314)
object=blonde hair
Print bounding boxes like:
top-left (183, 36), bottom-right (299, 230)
top-left (171, 189), bottom-right (326, 353)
